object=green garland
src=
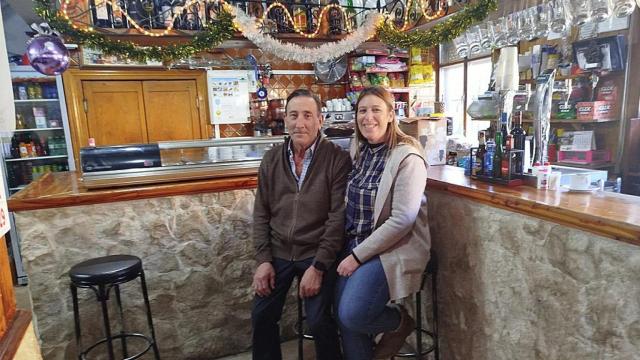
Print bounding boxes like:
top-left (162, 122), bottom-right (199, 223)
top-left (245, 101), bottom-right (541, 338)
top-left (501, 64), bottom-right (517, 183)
top-left (33, 0), bottom-right (236, 62)
top-left (378, 0), bottom-right (498, 49)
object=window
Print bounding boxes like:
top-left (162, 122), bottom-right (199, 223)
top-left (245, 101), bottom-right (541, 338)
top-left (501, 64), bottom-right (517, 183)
top-left (439, 55), bottom-right (493, 144)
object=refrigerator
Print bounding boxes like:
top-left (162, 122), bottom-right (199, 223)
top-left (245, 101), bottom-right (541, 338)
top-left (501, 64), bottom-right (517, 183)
top-left (0, 65), bottom-right (76, 285)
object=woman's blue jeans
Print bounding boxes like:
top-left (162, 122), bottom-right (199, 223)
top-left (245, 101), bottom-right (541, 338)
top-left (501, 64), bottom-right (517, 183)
top-left (335, 243), bottom-right (401, 360)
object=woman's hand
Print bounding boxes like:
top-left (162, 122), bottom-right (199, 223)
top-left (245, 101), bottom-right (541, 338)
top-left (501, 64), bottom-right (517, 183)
top-left (337, 255), bottom-right (361, 277)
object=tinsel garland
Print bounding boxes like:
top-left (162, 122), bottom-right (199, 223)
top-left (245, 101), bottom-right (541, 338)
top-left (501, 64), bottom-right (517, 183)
top-left (377, 0), bottom-right (498, 49)
top-left (228, 4), bottom-right (383, 63)
top-left (33, 0), bottom-right (236, 62)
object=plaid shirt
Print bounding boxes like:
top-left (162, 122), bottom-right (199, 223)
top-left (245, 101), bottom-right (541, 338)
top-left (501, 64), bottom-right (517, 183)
top-left (345, 143), bottom-right (389, 244)
top-left (287, 137), bottom-right (318, 190)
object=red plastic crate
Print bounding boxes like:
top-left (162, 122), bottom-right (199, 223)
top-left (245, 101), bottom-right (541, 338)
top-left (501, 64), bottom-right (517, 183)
top-left (557, 150), bottom-right (611, 164)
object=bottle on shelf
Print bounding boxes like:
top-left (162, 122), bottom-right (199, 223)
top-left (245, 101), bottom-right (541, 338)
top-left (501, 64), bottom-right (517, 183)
top-left (511, 111), bottom-right (526, 174)
top-left (292, 0), bottom-right (308, 30)
top-left (492, 132), bottom-right (503, 178)
top-left (501, 134), bottom-right (513, 179)
top-left (484, 139), bottom-right (495, 177)
top-left (112, 0), bottom-right (128, 28)
top-left (328, 0), bottom-right (343, 34)
top-left (15, 114), bottom-right (26, 129)
top-left (472, 131), bottom-right (487, 176)
top-left (499, 112), bottom-right (508, 147)
top-left (16, 83), bottom-right (28, 100)
top-left (11, 136), bottom-right (20, 158)
top-left (91, 0), bottom-right (114, 28)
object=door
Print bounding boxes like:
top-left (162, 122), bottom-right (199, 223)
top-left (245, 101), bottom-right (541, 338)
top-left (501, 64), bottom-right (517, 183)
top-left (142, 80), bottom-right (202, 142)
top-left (82, 81), bottom-right (147, 145)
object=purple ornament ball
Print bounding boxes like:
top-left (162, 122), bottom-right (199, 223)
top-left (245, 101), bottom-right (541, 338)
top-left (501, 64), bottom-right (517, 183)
top-left (26, 35), bottom-right (70, 76)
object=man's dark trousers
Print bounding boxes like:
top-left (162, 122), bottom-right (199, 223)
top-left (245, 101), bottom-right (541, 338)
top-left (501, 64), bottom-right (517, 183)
top-left (251, 257), bottom-right (342, 360)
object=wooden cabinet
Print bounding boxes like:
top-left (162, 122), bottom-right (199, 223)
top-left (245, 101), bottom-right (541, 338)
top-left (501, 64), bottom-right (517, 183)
top-left (83, 81), bottom-right (148, 145)
top-left (142, 80), bottom-right (201, 142)
top-left (63, 69), bottom-right (210, 169)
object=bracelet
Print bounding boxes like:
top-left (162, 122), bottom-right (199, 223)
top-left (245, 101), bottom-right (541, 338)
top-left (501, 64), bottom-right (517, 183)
top-left (351, 251), bottom-right (362, 265)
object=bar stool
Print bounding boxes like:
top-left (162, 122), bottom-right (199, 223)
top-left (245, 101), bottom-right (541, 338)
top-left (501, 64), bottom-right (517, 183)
top-left (394, 251), bottom-right (439, 360)
top-left (295, 277), bottom-right (314, 360)
top-left (69, 255), bottom-right (161, 360)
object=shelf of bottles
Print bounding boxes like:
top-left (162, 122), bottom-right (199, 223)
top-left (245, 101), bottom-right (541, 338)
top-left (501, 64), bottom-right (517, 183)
top-left (78, 0), bottom-right (377, 35)
top-left (4, 75), bottom-right (70, 193)
top-left (469, 112), bottom-right (528, 187)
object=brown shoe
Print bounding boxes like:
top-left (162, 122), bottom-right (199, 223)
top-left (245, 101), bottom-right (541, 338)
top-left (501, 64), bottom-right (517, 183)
top-left (373, 304), bottom-right (415, 359)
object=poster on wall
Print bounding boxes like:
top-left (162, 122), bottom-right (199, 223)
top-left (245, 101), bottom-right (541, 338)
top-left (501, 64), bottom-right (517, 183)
top-left (207, 70), bottom-right (251, 125)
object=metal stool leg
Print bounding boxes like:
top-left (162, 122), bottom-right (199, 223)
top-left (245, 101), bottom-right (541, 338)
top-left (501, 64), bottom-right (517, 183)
top-left (140, 270), bottom-right (161, 360)
top-left (415, 291), bottom-right (422, 360)
top-left (97, 284), bottom-right (115, 360)
top-left (114, 284), bottom-right (129, 358)
top-left (70, 284), bottom-right (83, 360)
top-left (432, 271), bottom-right (439, 360)
top-left (297, 292), bottom-right (304, 360)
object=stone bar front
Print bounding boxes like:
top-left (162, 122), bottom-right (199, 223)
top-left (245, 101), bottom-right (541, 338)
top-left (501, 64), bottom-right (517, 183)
top-left (8, 168), bottom-right (640, 359)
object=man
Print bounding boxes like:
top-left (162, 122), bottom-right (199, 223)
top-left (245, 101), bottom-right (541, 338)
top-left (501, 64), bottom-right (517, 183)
top-left (251, 89), bottom-right (352, 360)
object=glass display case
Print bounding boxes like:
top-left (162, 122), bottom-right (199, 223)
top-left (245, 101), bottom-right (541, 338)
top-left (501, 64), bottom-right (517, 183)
top-left (80, 136), bottom-right (285, 189)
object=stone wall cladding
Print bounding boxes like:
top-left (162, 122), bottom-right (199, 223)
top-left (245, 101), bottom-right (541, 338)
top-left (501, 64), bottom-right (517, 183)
top-left (427, 189), bottom-right (640, 360)
top-left (15, 190), bottom-right (298, 359)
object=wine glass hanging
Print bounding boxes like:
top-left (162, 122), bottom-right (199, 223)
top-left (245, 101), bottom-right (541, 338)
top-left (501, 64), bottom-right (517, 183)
top-left (61, 0), bottom-right (449, 38)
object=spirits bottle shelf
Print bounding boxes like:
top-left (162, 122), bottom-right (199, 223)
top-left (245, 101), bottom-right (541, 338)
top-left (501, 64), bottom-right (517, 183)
top-left (5, 155), bottom-right (68, 162)
top-left (12, 127), bottom-right (64, 132)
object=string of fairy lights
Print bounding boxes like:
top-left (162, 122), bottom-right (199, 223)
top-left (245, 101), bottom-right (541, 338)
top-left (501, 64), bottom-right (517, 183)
top-left (60, 0), bottom-right (448, 39)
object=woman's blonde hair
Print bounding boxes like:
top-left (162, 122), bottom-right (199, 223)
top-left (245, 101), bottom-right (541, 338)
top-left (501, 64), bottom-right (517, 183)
top-left (353, 86), bottom-right (423, 160)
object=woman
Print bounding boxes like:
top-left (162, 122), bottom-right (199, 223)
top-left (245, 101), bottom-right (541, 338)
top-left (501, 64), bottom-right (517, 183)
top-left (335, 86), bottom-right (431, 359)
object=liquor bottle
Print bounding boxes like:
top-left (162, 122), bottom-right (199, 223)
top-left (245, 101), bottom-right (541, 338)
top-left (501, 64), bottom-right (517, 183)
top-left (15, 114), bottom-right (26, 129)
top-left (112, 0), bottom-right (128, 28)
top-left (41, 136), bottom-right (49, 156)
top-left (472, 131), bottom-right (486, 176)
top-left (510, 111), bottom-right (526, 174)
top-left (328, 0), bottom-right (343, 35)
top-left (160, 0), bottom-right (175, 28)
top-left (139, 0), bottom-right (155, 29)
top-left (11, 136), bottom-right (20, 158)
top-left (499, 112), bottom-right (508, 147)
top-left (127, 0), bottom-right (144, 25)
top-left (484, 139), bottom-right (495, 177)
top-left (292, 0), bottom-right (307, 31)
top-left (91, 0), bottom-right (114, 28)
top-left (492, 132), bottom-right (503, 178)
top-left (501, 134), bottom-right (513, 179)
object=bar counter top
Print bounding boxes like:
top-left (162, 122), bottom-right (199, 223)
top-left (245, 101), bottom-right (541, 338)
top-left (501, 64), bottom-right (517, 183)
top-left (8, 166), bottom-right (640, 246)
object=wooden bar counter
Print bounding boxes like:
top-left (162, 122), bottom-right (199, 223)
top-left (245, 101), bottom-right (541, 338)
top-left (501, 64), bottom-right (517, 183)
top-left (9, 167), bottom-right (640, 245)
top-left (8, 167), bottom-right (640, 359)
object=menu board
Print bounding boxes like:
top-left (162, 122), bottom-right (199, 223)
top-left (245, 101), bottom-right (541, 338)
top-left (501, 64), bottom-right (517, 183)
top-left (207, 70), bottom-right (251, 125)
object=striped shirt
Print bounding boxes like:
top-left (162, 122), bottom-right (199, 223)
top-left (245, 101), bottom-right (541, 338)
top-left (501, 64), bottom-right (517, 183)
top-left (287, 137), bottom-right (318, 190)
top-left (345, 143), bottom-right (389, 244)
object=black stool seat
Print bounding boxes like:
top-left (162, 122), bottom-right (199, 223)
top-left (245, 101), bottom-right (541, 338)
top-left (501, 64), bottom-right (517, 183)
top-left (70, 255), bottom-right (142, 286)
top-left (69, 255), bottom-right (160, 360)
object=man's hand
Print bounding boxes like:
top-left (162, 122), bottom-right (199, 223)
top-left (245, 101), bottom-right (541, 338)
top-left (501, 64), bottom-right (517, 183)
top-left (253, 262), bottom-right (275, 297)
top-left (337, 255), bottom-right (360, 277)
top-left (299, 266), bottom-right (323, 298)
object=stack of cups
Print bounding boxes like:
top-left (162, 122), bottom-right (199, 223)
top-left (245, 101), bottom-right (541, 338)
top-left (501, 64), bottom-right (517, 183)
top-left (495, 47), bottom-right (520, 92)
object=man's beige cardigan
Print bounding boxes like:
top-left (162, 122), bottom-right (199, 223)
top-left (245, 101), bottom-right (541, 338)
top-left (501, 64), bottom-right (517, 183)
top-left (351, 143), bottom-right (431, 301)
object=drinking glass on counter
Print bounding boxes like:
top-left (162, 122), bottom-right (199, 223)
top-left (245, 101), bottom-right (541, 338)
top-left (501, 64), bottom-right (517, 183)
top-left (477, 24), bottom-right (493, 50)
top-left (520, 8), bottom-right (538, 41)
top-left (536, 2), bottom-right (552, 37)
top-left (452, 35), bottom-right (469, 58)
top-left (506, 13), bottom-right (521, 45)
top-left (490, 18), bottom-right (509, 48)
top-left (612, 0), bottom-right (636, 17)
top-left (569, 0), bottom-right (592, 25)
top-left (465, 27), bottom-right (482, 55)
top-left (551, 0), bottom-right (571, 33)
top-left (591, 0), bottom-right (613, 22)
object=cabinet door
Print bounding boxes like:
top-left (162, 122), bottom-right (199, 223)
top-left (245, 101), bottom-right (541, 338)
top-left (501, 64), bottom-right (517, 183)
top-left (142, 80), bottom-right (202, 142)
top-left (82, 81), bottom-right (148, 145)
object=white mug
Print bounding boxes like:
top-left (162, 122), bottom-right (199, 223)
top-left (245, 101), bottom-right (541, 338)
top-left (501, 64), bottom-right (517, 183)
top-left (570, 173), bottom-right (591, 190)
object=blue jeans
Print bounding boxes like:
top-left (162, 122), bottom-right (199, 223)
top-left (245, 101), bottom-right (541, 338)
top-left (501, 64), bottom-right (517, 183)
top-left (251, 257), bottom-right (342, 360)
top-left (335, 242), bottom-right (401, 360)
